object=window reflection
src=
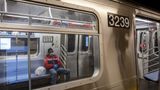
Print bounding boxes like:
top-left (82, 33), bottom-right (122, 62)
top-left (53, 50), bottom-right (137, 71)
top-left (7, 0), bottom-right (50, 17)
top-left (1, 0), bottom-right (98, 30)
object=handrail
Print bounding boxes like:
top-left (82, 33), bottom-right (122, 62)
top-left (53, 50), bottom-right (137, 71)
top-left (143, 62), bottom-right (159, 70)
top-left (141, 32), bottom-right (160, 76)
top-left (143, 50), bottom-right (160, 58)
top-left (143, 56), bottom-right (159, 64)
top-left (145, 68), bottom-right (159, 74)
top-left (144, 47), bottom-right (158, 53)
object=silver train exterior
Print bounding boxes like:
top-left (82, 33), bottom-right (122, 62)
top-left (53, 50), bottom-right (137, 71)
top-left (0, 0), bottom-right (160, 90)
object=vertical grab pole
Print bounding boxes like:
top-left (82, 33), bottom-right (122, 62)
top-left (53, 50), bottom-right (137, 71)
top-left (28, 32), bottom-right (31, 90)
top-left (4, 0), bottom-right (7, 12)
top-left (142, 32), bottom-right (145, 76)
top-left (16, 35), bottom-right (18, 81)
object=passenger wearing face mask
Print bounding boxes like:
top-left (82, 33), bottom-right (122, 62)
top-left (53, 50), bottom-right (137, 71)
top-left (44, 48), bottom-right (70, 84)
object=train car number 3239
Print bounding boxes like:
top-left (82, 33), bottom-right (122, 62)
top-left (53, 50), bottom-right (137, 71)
top-left (108, 13), bottom-right (130, 29)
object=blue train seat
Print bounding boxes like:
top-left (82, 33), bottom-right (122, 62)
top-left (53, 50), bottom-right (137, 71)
top-left (144, 71), bottom-right (159, 82)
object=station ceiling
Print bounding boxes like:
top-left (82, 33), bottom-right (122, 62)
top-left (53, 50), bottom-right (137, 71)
top-left (129, 0), bottom-right (160, 12)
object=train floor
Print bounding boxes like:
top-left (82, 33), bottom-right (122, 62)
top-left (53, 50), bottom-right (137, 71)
top-left (139, 78), bottom-right (158, 90)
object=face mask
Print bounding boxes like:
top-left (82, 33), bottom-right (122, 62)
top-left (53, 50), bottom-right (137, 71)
top-left (49, 52), bottom-right (54, 56)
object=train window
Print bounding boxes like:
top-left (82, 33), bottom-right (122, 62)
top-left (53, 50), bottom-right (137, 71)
top-left (0, 32), bottom-right (99, 90)
top-left (0, 0), bottom-right (99, 90)
top-left (51, 8), bottom-right (97, 30)
top-left (1, 0), bottom-right (98, 31)
top-left (67, 34), bottom-right (76, 52)
top-left (0, 31), bottom-right (30, 90)
top-left (139, 32), bottom-right (145, 53)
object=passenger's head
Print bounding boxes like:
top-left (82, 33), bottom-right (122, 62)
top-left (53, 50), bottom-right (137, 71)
top-left (48, 48), bottom-right (54, 56)
top-left (52, 43), bottom-right (54, 46)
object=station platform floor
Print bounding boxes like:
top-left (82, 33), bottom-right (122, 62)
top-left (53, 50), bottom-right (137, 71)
top-left (139, 78), bottom-right (158, 90)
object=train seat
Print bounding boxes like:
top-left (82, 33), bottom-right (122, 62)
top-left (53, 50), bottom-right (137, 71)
top-left (144, 71), bottom-right (159, 82)
top-left (0, 74), bottom-right (50, 90)
top-left (0, 59), bottom-right (51, 90)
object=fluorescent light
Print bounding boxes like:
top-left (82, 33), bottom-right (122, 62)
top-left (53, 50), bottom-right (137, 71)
top-left (136, 18), bottom-right (152, 23)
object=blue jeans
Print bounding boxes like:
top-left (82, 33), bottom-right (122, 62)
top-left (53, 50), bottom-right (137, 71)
top-left (49, 68), bottom-right (70, 84)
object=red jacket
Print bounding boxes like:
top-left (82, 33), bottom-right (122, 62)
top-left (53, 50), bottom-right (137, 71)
top-left (44, 54), bottom-right (63, 70)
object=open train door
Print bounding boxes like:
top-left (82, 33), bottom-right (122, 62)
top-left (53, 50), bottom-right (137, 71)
top-left (136, 30), bottom-right (149, 79)
top-left (136, 17), bottom-right (160, 90)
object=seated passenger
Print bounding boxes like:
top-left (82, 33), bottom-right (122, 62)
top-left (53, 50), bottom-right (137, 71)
top-left (44, 48), bottom-right (70, 84)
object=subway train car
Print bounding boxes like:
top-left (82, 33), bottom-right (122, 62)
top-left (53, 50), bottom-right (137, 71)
top-left (0, 0), bottom-right (160, 90)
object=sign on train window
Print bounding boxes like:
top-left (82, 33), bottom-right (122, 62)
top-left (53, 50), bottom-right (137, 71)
top-left (1, 0), bottom-right (98, 31)
top-left (0, 38), bottom-right (11, 50)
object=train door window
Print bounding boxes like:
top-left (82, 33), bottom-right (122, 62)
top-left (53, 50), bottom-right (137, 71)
top-left (139, 32), bottom-right (147, 53)
top-left (81, 35), bottom-right (89, 51)
top-left (67, 34), bottom-right (76, 52)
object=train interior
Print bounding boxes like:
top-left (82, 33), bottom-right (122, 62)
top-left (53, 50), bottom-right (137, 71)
top-left (0, 0), bottom-right (100, 90)
top-left (136, 17), bottom-right (160, 90)
top-left (0, 32), bottom-right (99, 90)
